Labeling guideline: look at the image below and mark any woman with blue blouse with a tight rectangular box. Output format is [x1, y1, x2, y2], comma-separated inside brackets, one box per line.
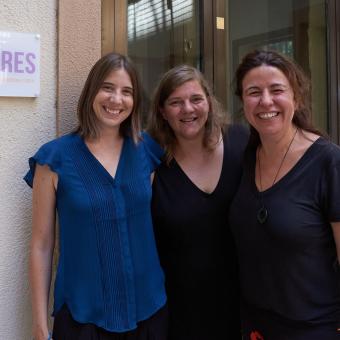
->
[24, 53, 167, 340]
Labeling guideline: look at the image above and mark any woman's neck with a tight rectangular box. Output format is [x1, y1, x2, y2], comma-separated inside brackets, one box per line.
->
[174, 138, 204, 159]
[259, 126, 298, 158]
[86, 128, 123, 150]
[174, 132, 221, 162]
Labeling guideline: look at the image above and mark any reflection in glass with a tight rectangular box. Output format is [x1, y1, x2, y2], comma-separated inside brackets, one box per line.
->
[228, 0, 327, 133]
[127, 0, 201, 120]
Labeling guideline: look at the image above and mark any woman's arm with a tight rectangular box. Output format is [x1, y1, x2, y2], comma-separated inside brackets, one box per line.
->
[30, 164, 57, 340]
[331, 222, 340, 264]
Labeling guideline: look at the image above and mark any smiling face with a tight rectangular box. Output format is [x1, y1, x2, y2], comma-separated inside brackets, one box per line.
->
[242, 65, 297, 139]
[92, 68, 134, 134]
[161, 80, 210, 142]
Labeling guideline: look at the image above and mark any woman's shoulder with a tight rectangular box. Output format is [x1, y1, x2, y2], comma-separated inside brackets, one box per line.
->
[223, 123, 250, 151]
[129, 132, 164, 172]
[24, 133, 77, 187]
[224, 122, 249, 141]
[38, 133, 77, 152]
[317, 137, 340, 164]
[140, 131, 161, 147]
[140, 131, 163, 153]
[225, 122, 249, 135]
[30, 133, 79, 171]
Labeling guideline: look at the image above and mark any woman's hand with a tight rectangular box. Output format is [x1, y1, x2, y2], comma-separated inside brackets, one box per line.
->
[32, 327, 51, 340]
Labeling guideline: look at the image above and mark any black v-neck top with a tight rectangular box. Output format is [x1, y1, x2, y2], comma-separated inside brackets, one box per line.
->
[229, 138, 340, 329]
[152, 124, 249, 340]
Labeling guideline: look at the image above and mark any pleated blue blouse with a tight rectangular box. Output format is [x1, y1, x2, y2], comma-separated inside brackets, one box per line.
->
[24, 132, 166, 332]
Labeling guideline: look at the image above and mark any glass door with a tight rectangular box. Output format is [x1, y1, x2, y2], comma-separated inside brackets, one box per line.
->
[126, 0, 202, 117]
[101, 0, 339, 142]
[226, 0, 329, 134]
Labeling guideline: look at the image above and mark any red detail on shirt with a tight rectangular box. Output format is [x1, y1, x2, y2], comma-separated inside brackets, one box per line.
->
[250, 330, 264, 340]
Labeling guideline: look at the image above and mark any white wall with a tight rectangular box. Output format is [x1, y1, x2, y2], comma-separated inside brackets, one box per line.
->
[0, 1, 57, 339]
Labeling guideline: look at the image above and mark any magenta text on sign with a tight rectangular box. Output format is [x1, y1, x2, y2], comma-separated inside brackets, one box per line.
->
[1, 51, 36, 74]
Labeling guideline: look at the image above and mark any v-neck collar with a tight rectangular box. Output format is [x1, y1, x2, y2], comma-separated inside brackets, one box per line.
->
[172, 138, 225, 196]
[74, 133, 126, 184]
[250, 137, 324, 195]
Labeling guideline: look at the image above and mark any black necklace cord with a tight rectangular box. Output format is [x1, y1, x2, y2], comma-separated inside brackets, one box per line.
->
[256, 128, 298, 224]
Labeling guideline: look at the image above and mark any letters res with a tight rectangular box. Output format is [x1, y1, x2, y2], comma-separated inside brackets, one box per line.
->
[1, 51, 36, 74]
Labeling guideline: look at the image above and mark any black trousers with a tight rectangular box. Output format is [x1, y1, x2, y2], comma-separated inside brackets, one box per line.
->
[52, 304, 168, 340]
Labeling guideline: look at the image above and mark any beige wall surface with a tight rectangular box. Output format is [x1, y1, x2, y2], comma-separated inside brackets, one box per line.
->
[0, 0, 57, 339]
[58, 0, 101, 135]
[0, 0, 101, 338]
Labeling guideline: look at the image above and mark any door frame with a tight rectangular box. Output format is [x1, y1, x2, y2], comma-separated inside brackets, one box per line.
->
[327, 0, 340, 143]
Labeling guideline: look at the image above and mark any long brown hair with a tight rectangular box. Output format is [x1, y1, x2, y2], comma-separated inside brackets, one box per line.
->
[148, 64, 228, 162]
[75, 53, 141, 143]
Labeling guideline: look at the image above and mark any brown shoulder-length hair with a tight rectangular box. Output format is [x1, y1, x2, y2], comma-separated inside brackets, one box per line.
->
[234, 49, 325, 146]
[75, 52, 141, 143]
[148, 64, 228, 162]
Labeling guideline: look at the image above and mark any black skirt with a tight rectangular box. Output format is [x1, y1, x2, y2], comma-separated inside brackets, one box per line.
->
[52, 304, 168, 340]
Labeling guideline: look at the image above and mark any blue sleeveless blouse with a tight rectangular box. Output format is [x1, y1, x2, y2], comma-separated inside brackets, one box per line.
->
[24, 132, 166, 332]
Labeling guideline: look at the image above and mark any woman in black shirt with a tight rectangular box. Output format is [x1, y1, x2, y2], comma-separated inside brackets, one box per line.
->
[230, 50, 340, 339]
[148, 65, 248, 340]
